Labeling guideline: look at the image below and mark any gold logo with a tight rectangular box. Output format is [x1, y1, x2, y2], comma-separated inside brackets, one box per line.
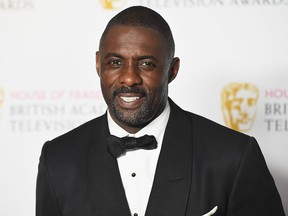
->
[0, 87, 4, 108]
[100, 0, 125, 9]
[221, 83, 259, 132]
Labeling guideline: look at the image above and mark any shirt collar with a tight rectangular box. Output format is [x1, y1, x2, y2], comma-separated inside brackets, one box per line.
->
[107, 100, 171, 143]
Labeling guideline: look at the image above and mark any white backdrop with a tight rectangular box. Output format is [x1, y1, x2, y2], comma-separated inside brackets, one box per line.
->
[0, 0, 287, 215]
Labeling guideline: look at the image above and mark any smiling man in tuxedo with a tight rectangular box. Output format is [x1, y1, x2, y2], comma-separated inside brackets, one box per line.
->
[36, 6, 285, 216]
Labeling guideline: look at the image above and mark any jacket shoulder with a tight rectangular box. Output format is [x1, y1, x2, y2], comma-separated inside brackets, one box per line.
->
[190, 111, 250, 143]
[169, 99, 251, 145]
[41, 114, 107, 161]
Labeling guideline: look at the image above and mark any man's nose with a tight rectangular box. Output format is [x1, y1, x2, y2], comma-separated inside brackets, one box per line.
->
[118, 64, 142, 87]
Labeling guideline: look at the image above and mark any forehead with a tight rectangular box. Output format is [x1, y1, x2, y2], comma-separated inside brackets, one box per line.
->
[100, 25, 166, 53]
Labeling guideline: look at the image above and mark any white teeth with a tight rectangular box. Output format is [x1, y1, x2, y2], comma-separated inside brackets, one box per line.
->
[120, 96, 140, 102]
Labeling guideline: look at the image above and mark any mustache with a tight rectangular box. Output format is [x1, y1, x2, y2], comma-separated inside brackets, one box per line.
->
[112, 86, 147, 99]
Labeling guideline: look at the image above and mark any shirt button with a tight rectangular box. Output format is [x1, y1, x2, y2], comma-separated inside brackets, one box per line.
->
[133, 213, 138, 216]
[131, 172, 136, 177]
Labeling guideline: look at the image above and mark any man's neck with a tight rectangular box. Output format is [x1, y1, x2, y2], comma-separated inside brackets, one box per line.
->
[109, 103, 168, 134]
[108, 100, 170, 135]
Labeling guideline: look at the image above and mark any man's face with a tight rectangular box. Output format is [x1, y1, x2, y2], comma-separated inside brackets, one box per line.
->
[96, 26, 179, 133]
[228, 89, 258, 132]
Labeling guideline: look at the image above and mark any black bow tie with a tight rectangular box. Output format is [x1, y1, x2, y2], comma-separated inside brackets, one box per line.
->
[107, 134, 158, 159]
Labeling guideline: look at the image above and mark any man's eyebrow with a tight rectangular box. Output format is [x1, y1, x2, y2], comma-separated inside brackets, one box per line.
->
[103, 53, 158, 61]
[138, 55, 157, 61]
[103, 52, 123, 59]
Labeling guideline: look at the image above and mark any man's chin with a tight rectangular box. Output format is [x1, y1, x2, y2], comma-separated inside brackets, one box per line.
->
[113, 108, 151, 127]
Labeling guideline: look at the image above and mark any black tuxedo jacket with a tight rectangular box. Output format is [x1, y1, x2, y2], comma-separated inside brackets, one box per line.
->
[36, 99, 285, 216]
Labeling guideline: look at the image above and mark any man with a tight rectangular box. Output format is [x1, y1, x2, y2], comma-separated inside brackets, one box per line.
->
[221, 82, 259, 132]
[36, 6, 285, 216]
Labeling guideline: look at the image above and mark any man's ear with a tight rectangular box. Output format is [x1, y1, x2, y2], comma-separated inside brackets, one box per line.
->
[96, 51, 100, 76]
[168, 57, 180, 83]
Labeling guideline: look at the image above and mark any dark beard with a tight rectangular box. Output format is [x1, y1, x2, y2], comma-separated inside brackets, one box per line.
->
[110, 86, 153, 128]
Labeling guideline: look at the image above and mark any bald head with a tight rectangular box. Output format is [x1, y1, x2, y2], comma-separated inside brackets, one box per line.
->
[99, 6, 175, 60]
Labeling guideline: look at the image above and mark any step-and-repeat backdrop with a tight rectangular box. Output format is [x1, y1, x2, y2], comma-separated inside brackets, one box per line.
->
[0, 0, 287, 215]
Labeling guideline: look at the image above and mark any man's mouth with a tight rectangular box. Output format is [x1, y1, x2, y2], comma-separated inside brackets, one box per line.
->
[112, 87, 147, 109]
[120, 96, 140, 103]
[116, 94, 145, 109]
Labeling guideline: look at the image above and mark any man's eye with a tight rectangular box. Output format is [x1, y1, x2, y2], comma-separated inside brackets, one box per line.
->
[138, 61, 155, 70]
[108, 59, 123, 67]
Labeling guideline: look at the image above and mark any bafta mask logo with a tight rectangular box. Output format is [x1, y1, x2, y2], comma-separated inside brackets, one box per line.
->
[221, 83, 259, 132]
[0, 87, 4, 108]
[100, 0, 125, 9]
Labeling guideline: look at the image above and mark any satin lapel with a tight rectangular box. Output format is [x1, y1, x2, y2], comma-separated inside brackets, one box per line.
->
[145, 100, 194, 216]
[87, 114, 131, 216]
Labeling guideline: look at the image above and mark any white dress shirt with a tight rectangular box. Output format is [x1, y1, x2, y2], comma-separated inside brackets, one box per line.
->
[107, 101, 170, 216]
